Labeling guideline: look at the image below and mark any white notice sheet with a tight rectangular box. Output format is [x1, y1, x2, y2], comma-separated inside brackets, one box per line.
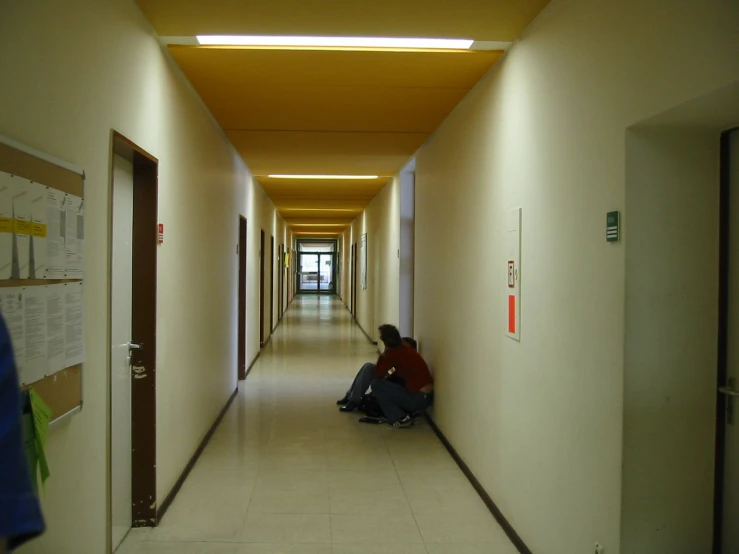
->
[24, 286, 48, 384]
[64, 282, 84, 367]
[29, 183, 48, 279]
[45, 189, 66, 279]
[46, 284, 65, 374]
[0, 287, 25, 382]
[0, 172, 13, 279]
[11, 177, 31, 280]
[64, 195, 83, 278]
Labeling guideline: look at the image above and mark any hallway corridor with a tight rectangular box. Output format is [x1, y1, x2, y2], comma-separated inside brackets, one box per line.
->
[118, 296, 514, 554]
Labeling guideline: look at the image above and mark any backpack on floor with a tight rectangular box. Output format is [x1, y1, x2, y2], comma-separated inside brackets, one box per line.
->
[358, 394, 384, 418]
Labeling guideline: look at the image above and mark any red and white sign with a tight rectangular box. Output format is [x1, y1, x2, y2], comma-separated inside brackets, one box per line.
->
[158, 223, 164, 244]
[505, 208, 521, 341]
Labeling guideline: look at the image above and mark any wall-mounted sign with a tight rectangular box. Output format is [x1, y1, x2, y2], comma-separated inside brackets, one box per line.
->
[606, 211, 620, 243]
[505, 208, 521, 341]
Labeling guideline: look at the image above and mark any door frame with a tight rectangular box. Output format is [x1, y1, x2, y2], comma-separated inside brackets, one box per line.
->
[238, 216, 247, 380]
[278, 243, 283, 321]
[270, 236, 275, 332]
[713, 127, 738, 552]
[350, 244, 354, 314]
[107, 131, 159, 543]
[292, 247, 297, 298]
[352, 242, 358, 319]
[259, 229, 265, 348]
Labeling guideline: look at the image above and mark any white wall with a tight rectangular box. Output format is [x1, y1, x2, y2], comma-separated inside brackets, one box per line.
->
[249, 186, 288, 355]
[348, 177, 401, 342]
[622, 126, 721, 554]
[341, 230, 353, 310]
[411, 1, 739, 553]
[256, 193, 286, 343]
[399, 170, 415, 337]
[0, 1, 286, 552]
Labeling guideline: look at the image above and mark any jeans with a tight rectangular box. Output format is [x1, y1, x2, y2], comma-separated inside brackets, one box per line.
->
[370, 379, 434, 423]
[346, 362, 376, 403]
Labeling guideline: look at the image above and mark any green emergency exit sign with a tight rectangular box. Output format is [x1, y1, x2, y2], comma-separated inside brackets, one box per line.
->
[606, 211, 620, 243]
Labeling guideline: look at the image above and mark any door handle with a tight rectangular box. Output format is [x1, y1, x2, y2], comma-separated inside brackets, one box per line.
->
[127, 342, 143, 350]
[719, 387, 739, 397]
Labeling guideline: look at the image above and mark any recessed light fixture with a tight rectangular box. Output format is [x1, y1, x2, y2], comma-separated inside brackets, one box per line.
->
[196, 35, 474, 50]
[291, 223, 347, 226]
[281, 208, 358, 212]
[268, 174, 379, 180]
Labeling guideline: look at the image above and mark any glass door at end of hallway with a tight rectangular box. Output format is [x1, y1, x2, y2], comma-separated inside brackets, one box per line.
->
[298, 252, 335, 294]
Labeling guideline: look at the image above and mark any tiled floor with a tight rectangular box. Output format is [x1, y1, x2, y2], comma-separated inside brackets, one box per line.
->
[118, 295, 516, 554]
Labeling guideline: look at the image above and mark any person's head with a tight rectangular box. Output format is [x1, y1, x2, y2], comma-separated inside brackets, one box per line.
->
[402, 337, 417, 351]
[378, 324, 402, 348]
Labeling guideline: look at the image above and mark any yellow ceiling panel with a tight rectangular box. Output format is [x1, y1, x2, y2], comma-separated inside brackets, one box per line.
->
[274, 199, 367, 211]
[137, 0, 550, 221]
[292, 229, 346, 235]
[137, 0, 551, 42]
[168, 48, 501, 134]
[228, 131, 427, 176]
[168, 47, 502, 90]
[200, 85, 471, 133]
[258, 177, 389, 200]
[273, 200, 366, 222]
[285, 217, 355, 225]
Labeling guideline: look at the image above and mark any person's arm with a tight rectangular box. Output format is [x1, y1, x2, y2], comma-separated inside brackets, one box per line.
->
[374, 348, 394, 379]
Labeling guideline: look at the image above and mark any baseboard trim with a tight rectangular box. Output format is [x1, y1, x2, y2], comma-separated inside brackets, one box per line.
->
[157, 386, 239, 522]
[425, 414, 533, 554]
[343, 305, 377, 345]
[244, 351, 260, 380]
[356, 320, 378, 345]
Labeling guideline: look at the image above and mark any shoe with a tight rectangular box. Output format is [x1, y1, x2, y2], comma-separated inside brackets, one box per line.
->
[358, 416, 387, 424]
[336, 395, 349, 405]
[339, 402, 359, 412]
[389, 415, 414, 428]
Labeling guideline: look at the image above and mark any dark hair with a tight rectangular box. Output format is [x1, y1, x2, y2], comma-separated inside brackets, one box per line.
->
[402, 337, 417, 351]
[378, 324, 402, 348]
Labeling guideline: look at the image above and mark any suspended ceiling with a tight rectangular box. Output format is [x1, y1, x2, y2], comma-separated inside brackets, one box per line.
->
[137, 0, 551, 237]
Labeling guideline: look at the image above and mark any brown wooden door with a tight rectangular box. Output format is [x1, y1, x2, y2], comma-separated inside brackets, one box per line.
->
[260, 230, 265, 347]
[238, 217, 247, 380]
[270, 236, 275, 333]
[350, 244, 354, 314]
[123, 136, 158, 527]
[278, 243, 282, 321]
[352, 243, 358, 319]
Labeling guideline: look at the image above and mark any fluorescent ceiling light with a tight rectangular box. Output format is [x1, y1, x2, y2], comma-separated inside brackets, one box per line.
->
[282, 208, 358, 212]
[291, 223, 346, 227]
[268, 174, 378, 180]
[196, 35, 474, 50]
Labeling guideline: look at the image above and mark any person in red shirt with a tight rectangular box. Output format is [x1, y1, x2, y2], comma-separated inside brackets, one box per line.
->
[370, 324, 434, 428]
[337, 336, 417, 413]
